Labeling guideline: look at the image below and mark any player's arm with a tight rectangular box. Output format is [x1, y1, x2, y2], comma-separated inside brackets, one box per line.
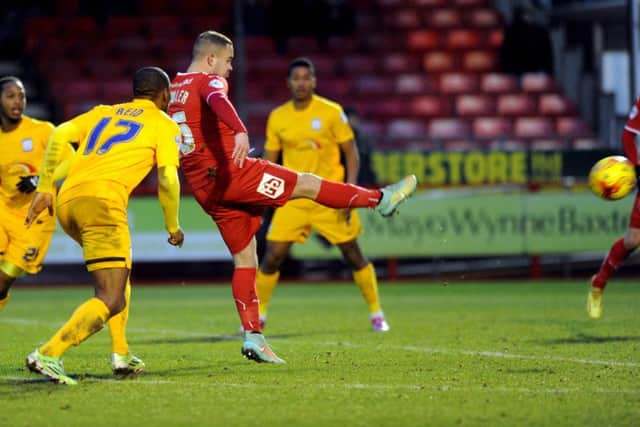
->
[157, 165, 183, 247]
[202, 80, 250, 167]
[339, 139, 360, 185]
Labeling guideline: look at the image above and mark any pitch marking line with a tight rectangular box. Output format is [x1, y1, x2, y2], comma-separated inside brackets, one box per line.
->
[0, 375, 639, 394]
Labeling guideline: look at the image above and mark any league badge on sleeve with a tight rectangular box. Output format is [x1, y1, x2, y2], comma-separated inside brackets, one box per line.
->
[209, 79, 224, 89]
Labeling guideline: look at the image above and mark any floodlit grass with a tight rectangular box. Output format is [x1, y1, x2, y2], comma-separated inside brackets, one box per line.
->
[1, 280, 639, 426]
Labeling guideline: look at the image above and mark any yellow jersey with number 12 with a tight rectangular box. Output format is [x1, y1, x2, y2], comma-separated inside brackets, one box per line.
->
[59, 98, 181, 207]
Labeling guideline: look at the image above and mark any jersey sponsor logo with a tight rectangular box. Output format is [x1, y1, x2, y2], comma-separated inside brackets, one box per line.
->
[21, 138, 33, 152]
[209, 79, 224, 89]
[257, 173, 285, 199]
[311, 119, 321, 130]
[630, 105, 638, 120]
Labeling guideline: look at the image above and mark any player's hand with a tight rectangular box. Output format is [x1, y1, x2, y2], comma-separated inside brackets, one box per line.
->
[167, 228, 184, 248]
[341, 208, 352, 225]
[232, 132, 250, 168]
[25, 192, 53, 228]
[17, 175, 39, 194]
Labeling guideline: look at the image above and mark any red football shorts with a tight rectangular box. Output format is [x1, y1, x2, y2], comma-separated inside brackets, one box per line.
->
[191, 158, 298, 254]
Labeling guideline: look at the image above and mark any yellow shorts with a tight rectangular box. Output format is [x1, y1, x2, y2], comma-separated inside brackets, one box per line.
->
[57, 197, 131, 272]
[0, 207, 56, 275]
[267, 199, 362, 244]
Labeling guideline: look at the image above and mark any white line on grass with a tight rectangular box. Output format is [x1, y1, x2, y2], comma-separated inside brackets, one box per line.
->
[3, 317, 638, 368]
[1, 375, 639, 394]
[324, 342, 640, 367]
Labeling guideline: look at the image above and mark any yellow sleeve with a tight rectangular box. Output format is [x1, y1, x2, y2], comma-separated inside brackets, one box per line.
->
[36, 120, 86, 193]
[156, 116, 181, 168]
[263, 111, 282, 152]
[157, 165, 181, 233]
[333, 107, 355, 145]
[51, 142, 77, 182]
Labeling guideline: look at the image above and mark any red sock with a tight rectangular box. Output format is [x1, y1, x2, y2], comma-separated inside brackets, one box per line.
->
[593, 238, 631, 289]
[232, 267, 260, 332]
[315, 180, 381, 209]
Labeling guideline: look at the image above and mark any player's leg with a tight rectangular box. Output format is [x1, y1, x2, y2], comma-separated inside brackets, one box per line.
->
[588, 227, 640, 319]
[257, 240, 293, 325]
[291, 173, 417, 216]
[0, 269, 17, 311]
[107, 275, 145, 374]
[337, 240, 389, 332]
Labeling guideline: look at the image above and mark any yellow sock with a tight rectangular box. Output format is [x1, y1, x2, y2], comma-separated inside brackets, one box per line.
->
[0, 294, 9, 312]
[256, 270, 280, 316]
[353, 263, 381, 314]
[40, 297, 110, 357]
[107, 278, 131, 355]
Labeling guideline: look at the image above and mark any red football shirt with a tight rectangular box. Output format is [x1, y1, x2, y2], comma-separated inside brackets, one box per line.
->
[168, 72, 246, 190]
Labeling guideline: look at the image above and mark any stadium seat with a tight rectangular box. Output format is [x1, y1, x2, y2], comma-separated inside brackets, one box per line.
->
[464, 8, 501, 28]
[245, 36, 275, 54]
[481, 73, 518, 93]
[341, 55, 379, 74]
[366, 98, 412, 118]
[384, 8, 422, 29]
[425, 8, 462, 28]
[462, 50, 496, 72]
[443, 139, 475, 151]
[353, 76, 395, 96]
[556, 117, 591, 136]
[521, 73, 557, 92]
[319, 78, 352, 99]
[101, 80, 133, 104]
[572, 137, 601, 150]
[453, 0, 489, 6]
[145, 16, 181, 39]
[395, 73, 434, 94]
[497, 94, 537, 116]
[387, 118, 428, 139]
[106, 17, 143, 37]
[307, 55, 335, 75]
[530, 138, 566, 150]
[472, 117, 512, 138]
[428, 118, 470, 139]
[381, 53, 421, 74]
[411, 96, 452, 117]
[249, 57, 291, 77]
[286, 37, 320, 53]
[487, 138, 527, 151]
[407, 30, 441, 51]
[65, 80, 99, 99]
[414, 0, 447, 6]
[513, 117, 555, 138]
[439, 72, 480, 94]
[538, 93, 576, 116]
[445, 30, 484, 50]
[423, 51, 457, 73]
[456, 94, 496, 116]
[488, 29, 504, 48]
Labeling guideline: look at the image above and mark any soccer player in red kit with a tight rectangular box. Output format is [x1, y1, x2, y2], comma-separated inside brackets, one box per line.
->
[587, 98, 640, 319]
[169, 30, 416, 363]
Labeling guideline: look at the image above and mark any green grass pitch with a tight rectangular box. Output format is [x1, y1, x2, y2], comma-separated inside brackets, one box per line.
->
[0, 280, 639, 426]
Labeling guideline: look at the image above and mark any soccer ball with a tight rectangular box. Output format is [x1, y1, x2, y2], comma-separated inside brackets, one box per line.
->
[588, 155, 636, 200]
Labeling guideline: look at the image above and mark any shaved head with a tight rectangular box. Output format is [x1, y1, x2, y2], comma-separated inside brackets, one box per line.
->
[192, 31, 233, 60]
[133, 66, 170, 99]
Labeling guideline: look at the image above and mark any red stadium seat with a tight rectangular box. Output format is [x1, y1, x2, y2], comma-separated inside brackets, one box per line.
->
[443, 140, 475, 151]
[456, 94, 496, 116]
[423, 51, 457, 73]
[538, 94, 576, 115]
[572, 137, 601, 150]
[488, 29, 504, 48]
[384, 8, 422, 29]
[365, 98, 412, 118]
[462, 50, 496, 72]
[287, 37, 320, 53]
[411, 96, 451, 117]
[381, 53, 421, 74]
[481, 73, 518, 93]
[341, 55, 379, 74]
[464, 8, 501, 28]
[445, 30, 484, 50]
[145, 16, 181, 39]
[439, 72, 479, 94]
[414, 0, 447, 6]
[319, 78, 352, 99]
[249, 57, 291, 77]
[425, 8, 462, 28]
[65, 80, 99, 99]
[245, 36, 275, 54]
[472, 117, 512, 138]
[106, 17, 143, 37]
[387, 118, 428, 139]
[521, 73, 557, 92]
[353, 76, 395, 95]
[487, 139, 527, 151]
[513, 117, 555, 138]
[395, 74, 434, 94]
[497, 94, 537, 116]
[453, 0, 489, 6]
[307, 55, 335, 75]
[407, 30, 441, 51]
[428, 118, 470, 139]
[101, 80, 133, 104]
[530, 139, 566, 150]
[556, 117, 591, 136]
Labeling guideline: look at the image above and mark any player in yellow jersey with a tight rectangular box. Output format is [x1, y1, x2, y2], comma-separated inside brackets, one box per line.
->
[24, 67, 184, 385]
[0, 76, 150, 376]
[256, 57, 390, 332]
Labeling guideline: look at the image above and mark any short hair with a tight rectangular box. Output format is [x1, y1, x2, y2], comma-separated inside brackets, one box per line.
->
[133, 67, 170, 99]
[192, 30, 232, 60]
[288, 57, 315, 78]
[0, 76, 22, 93]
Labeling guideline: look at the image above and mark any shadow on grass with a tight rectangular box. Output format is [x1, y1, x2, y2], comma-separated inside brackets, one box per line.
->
[540, 334, 640, 345]
[133, 332, 303, 346]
